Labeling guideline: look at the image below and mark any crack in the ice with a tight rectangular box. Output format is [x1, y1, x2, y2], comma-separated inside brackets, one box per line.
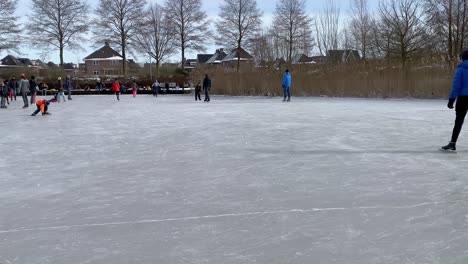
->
[0, 200, 462, 235]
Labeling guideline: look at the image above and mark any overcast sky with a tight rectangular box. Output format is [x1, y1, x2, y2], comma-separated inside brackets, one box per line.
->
[10, 0, 379, 64]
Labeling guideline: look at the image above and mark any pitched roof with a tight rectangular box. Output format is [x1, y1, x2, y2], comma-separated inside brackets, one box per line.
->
[47, 61, 58, 67]
[222, 47, 254, 62]
[197, 54, 213, 64]
[1, 55, 23, 66]
[327, 50, 361, 63]
[84, 42, 122, 60]
[17, 58, 34, 66]
[273, 58, 286, 68]
[63, 63, 77, 70]
[206, 49, 227, 64]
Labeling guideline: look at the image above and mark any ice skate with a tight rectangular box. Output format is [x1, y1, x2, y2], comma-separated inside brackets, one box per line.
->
[440, 142, 456, 152]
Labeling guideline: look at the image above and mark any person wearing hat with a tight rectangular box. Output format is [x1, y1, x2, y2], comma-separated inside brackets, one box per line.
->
[282, 69, 292, 102]
[442, 50, 468, 151]
[31, 98, 51, 116]
[19, 73, 30, 108]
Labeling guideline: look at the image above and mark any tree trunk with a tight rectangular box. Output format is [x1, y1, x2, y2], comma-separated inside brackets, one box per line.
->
[181, 41, 185, 71]
[59, 42, 64, 67]
[122, 34, 127, 78]
[156, 60, 160, 78]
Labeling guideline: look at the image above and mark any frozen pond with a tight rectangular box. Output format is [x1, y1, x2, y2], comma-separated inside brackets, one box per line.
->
[0, 95, 467, 264]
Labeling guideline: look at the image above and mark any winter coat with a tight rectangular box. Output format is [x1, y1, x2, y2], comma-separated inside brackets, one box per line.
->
[131, 82, 138, 90]
[8, 80, 17, 91]
[450, 60, 468, 99]
[19, 79, 30, 93]
[112, 82, 120, 92]
[29, 80, 37, 93]
[203, 77, 211, 90]
[65, 79, 72, 90]
[58, 80, 63, 92]
[36, 99, 48, 113]
[195, 84, 201, 91]
[0, 85, 7, 96]
[282, 72, 291, 88]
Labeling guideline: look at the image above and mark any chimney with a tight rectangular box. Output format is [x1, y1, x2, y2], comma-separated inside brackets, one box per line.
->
[104, 41, 109, 47]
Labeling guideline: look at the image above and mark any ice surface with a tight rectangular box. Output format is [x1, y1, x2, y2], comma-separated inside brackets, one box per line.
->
[1, 95, 468, 264]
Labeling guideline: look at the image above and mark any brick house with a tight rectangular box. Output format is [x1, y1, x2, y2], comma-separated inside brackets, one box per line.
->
[83, 42, 123, 76]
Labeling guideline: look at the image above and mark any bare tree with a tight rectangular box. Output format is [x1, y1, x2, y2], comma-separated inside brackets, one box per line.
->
[250, 28, 275, 62]
[134, 3, 176, 77]
[424, 0, 468, 60]
[164, 0, 210, 71]
[28, 0, 89, 66]
[316, 0, 340, 55]
[273, 0, 314, 62]
[0, 0, 20, 51]
[379, 0, 430, 64]
[215, 0, 262, 71]
[349, 0, 372, 59]
[95, 0, 146, 77]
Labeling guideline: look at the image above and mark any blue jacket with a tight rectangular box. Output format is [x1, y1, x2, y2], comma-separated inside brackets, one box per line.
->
[450, 61, 468, 99]
[282, 72, 291, 88]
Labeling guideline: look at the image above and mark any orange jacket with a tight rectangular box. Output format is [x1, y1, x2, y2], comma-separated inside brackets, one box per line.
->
[36, 99, 47, 113]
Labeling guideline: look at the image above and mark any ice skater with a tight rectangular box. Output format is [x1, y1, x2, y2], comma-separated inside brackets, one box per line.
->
[19, 73, 30, 108]
[203, 74, 211, 102]
[0, 80, 7, 109]
[31, 99, 51, 116]
[282, 69, 291, 102]
[56, 77, 66, 102]
[8, 76, 17, 101]
[29, 75, 38, 104]
[131, 80, 138, 97]
[65, 76, 72, 100]
[442, 50, 468, 151]
[112, 79, 120, 100]
[152, 80, 159, 97]
[194, 81, 201, 101]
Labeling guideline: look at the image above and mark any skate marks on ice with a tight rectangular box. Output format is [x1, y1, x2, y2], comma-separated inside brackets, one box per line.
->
[0, 199, 463, 235]
[248, 147, 467, 155]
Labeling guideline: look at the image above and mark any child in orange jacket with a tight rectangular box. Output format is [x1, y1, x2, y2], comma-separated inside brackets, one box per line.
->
[31, 99, 51, 116]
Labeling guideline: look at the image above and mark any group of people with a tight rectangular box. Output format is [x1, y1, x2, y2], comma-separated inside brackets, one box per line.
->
[0, 74, 41, 109]
[194, 74, 212, 102]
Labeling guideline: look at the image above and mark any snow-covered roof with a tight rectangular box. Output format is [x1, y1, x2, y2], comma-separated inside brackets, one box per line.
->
[84, 56, 123, 61]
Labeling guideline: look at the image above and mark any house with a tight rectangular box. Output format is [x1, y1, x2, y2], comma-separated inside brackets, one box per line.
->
[83, 41, 124, 76]
[327, 50, 361, 63]
[222, 47, 254, 67]
[180, 59, 197, 70]
[197, 54, 213, 65]
[0, 55, 25, 67]
[273, 58, 287, 69]
[206, 49, 227, 65]
[63, 63, 79, 76]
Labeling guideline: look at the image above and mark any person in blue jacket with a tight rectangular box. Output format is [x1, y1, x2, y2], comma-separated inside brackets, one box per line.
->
[282, 69, 292, 102]
[442, 50, 468, 151]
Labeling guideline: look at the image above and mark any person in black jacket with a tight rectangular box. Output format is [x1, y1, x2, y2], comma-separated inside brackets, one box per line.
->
[195, 81, 201, 101]
[29, 76, 38, 104]
[203, 74, 211, 102]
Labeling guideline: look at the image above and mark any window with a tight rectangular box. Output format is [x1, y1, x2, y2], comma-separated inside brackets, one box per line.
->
[92, 60, 99, 65]
[110, 60, 117, 65]
[93, 70, 99, 75]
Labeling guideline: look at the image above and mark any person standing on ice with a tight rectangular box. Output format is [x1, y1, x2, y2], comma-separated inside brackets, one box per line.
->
[29, 75, 38, 104]
[282, 69, 292, 102]
[65, 76, 72, 100]
[112, 79, 120, 101]
[195, 81, 202, 101]
[56, 77, 66, 102]
[131, 79, 138, 98]
[442, 50, 468, 151]
[8, 76, 17, 101]
[19, 73, 30, 108]
[0, 80, 8, 109]
[203, 74, 211, 102]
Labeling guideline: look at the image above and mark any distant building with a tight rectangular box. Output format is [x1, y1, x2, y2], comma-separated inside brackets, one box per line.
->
[206, 49, 227, 65]
[291, 54, 327, 65]
[83, 41, 124, 76]
[222, 47, 254, 67]
[327, 50, 361, 64]
[197, 54, 213, 65]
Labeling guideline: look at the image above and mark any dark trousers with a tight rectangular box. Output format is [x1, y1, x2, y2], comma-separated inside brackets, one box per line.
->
[115, 92, 120, 100]
[195, 90, 201, 100]
[204, 89, 210, 101]
[67, 89, 72, 99]
[451, 96, 468, 143]
[32, 105, 47, 116]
